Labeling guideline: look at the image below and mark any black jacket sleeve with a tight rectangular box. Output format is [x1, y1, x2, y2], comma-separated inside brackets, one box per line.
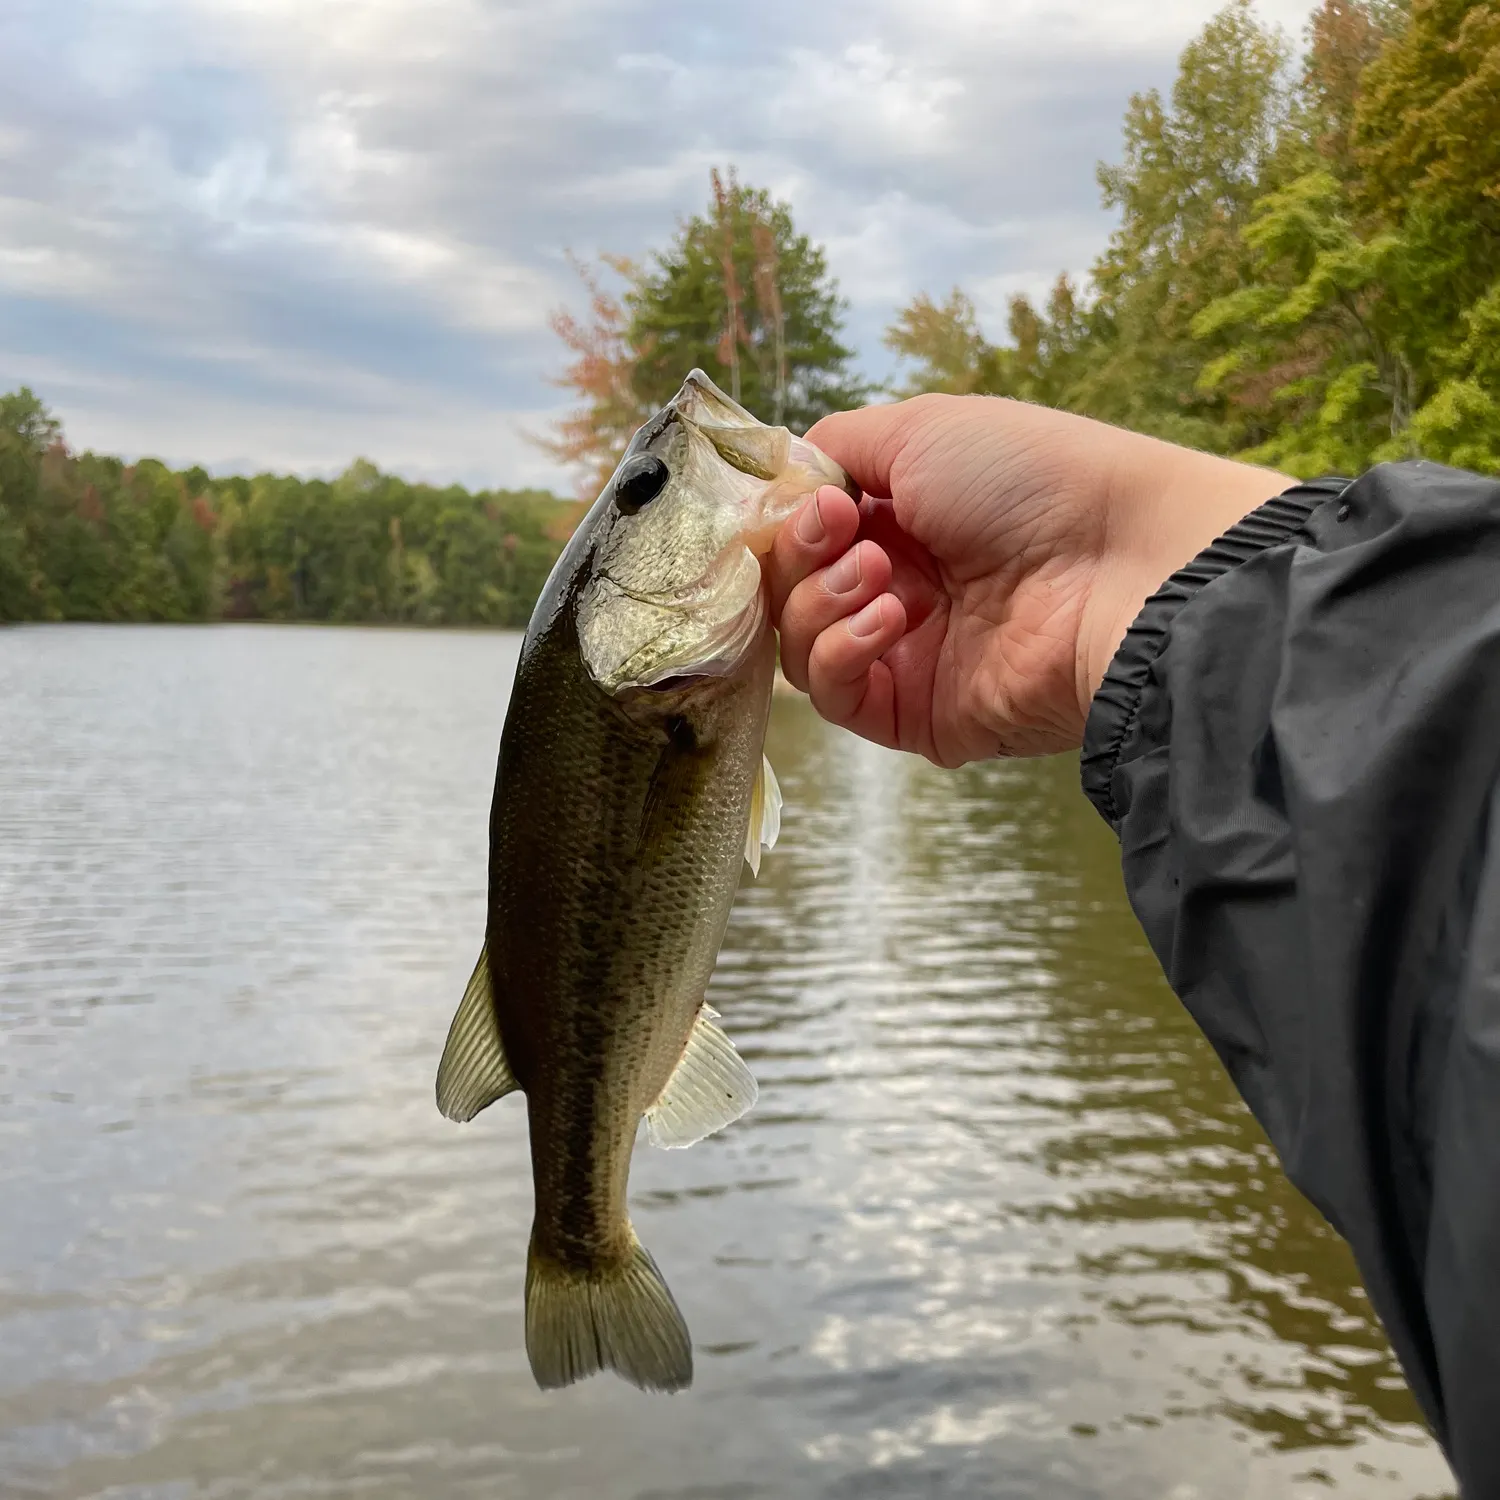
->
[1081, 460, 1500, 1496]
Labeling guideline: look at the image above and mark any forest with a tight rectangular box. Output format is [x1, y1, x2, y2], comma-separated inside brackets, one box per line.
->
[0, 387, 575, 625]
[2, 0, 1493, 625]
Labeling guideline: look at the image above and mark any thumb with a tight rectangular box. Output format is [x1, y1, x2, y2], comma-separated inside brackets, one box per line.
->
[804, 397, 943, 504]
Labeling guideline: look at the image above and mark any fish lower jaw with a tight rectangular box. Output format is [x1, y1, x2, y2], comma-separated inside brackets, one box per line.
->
[636, 670, 717, 695]
[611, 666, 753, 721]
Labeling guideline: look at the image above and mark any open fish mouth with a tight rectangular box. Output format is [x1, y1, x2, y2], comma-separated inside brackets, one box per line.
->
[640, 672, 713, 694]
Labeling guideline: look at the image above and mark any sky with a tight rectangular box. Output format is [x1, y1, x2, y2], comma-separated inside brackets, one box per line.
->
[0, 0, 1319, 492]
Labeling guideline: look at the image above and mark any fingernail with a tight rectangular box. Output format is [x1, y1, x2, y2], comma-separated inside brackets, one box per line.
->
[824, 547, 862, 595]
[848, 598, 885, 638]
[796, 494, 825, 544]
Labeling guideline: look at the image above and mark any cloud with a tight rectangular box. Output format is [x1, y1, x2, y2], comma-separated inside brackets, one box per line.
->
[0, 0, 1322, 487]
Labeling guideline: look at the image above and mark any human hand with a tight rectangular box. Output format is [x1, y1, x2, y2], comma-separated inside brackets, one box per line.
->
[767, 395, 1293, 764]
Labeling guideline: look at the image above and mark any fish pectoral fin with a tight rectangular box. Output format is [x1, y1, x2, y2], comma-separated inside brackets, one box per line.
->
[645, 1004, 758, 1149]
[435, 944, 519, 1122]
[743, 753, 782, 877]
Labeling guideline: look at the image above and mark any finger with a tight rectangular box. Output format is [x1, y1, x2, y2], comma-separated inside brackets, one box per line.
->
[805, 594, 908, 744]
[853, 497, 947, 629]
[803, 398, 940, 504]
[766, 485, 862, 622]
[778, 539, 894, 693]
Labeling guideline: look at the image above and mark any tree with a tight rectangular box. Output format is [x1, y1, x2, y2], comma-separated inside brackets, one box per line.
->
[1078, 0, 1295, 448]
[884, 2, 1301, 448]
[629, 170, 865, 429]
[883, 288, 1000, 397]
[1354, 0, 1500, 472]
[538, 254, 652, 499]
[0, 385, 580, 626]
[1191, 0, 1500, 477]
[881, 0, 1487, 475]
[0, 387, 59, 618]
[1299, 0, 1403, 172]
[1002, 276, 1097, 409]
[544, 169, 865, 496]
[1192, 168, 1416, 476]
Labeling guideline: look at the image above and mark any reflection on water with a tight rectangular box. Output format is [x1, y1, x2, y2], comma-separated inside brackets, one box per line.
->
[0, 625, 1453, 1500]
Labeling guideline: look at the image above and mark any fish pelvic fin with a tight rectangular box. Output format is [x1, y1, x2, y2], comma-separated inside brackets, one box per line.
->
[743, 753, 782, 877]
[525, 1229, 692, 1393]
[435, 944, 519, 1122]
[645, 1003, 758, 1149]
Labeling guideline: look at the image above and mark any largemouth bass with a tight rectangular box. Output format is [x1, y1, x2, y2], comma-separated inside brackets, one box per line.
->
[435, 370, 856, 1393]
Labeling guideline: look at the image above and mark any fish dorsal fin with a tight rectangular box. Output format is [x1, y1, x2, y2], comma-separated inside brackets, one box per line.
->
[744, 754, 782, 877]
[436, 944, 519, 1122]
[644, 1004, 758, 1149]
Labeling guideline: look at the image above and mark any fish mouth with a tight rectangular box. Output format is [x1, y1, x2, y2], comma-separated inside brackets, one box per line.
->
[640, 672, 713, 694]
[617, 650, 750, 699]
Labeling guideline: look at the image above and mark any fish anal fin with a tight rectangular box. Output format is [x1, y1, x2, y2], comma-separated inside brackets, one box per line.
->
[435, 944, 519, 1122]
[645, 1004, 758, 1150]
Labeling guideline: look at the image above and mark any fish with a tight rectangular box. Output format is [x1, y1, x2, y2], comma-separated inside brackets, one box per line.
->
[435, 369, 857, 1394]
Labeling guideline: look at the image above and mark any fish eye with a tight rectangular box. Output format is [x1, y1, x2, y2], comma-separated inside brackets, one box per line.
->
[614, 454, 670, 515]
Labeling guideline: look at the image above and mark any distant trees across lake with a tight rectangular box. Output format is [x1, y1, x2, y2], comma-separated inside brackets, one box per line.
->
[0, 388, 581, 627]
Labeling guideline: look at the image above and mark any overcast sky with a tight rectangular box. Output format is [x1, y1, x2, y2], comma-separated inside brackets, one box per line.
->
[0, 0, 1318, 491]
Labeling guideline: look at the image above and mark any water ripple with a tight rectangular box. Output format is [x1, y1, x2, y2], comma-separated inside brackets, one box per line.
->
[0, 625, 1453, 1499]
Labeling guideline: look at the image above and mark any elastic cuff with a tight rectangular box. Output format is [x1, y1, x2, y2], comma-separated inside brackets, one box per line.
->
[1081, 476, 1351, 829]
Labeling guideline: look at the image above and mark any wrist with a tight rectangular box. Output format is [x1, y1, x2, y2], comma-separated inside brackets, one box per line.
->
[1078, 441, 1295, 720]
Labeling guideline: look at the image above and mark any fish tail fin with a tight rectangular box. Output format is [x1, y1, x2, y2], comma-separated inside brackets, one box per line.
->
[524, 1227, 692, 1393]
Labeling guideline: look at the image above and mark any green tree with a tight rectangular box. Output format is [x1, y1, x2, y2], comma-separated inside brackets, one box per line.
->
[0, 387, 58, 618]
[1001, 276, 1097, 409]
[884, 289, 1002, 397]
[1191, 169, 1416, 476]
[1355, 0, 1500, 471]
[1078, 0, 1295, 448]
[882, 0, 1499, 482]
[883, 277, 1096, 410]
[629, 169, 864, 427]
[883, 1, 1298, 450]
[1193, 0, 1500, 476]
[0, 387, 580, 627]
[545, 168, 865, 495]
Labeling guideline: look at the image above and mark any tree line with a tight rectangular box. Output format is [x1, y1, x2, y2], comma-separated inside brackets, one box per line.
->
[885, 0, 1498, 478]
[0, 387, 576, 625]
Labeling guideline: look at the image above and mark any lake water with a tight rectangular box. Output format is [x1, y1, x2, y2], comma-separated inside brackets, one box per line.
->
[0, 624, 1455, 1500]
